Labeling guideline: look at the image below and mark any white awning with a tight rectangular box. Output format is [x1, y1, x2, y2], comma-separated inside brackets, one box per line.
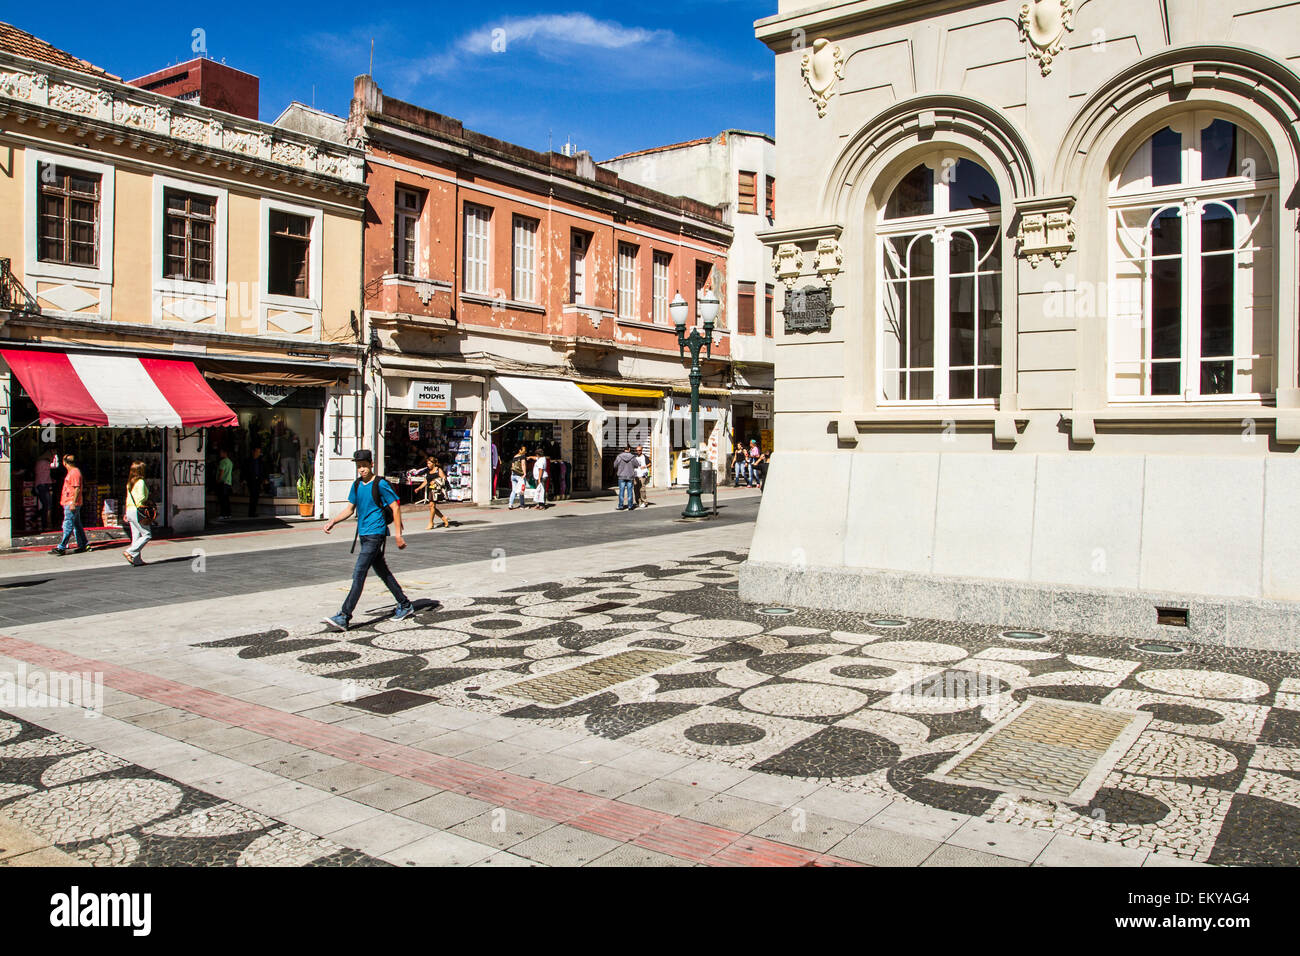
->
[489, 376, 607, 421]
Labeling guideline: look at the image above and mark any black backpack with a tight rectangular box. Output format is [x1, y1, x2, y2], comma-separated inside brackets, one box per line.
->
[349, 475, 395, 553]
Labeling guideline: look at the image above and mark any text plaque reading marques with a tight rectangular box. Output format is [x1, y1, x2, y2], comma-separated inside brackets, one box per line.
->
[785, 286, 832, 333]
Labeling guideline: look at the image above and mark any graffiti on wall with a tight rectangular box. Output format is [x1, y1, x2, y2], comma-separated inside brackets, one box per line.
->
[171, 459, 205, 486]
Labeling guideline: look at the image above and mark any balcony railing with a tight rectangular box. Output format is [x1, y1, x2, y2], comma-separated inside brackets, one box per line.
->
[0, 258, 40, 315]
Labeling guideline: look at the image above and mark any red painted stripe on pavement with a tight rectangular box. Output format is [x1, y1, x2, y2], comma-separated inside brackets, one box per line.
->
[0, 635, 862, 867]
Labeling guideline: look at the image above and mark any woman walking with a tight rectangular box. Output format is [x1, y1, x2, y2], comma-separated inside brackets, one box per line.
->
[123, 460, 153, 567]
[415, 456, 451, 529]
[508, 445, 528, 510]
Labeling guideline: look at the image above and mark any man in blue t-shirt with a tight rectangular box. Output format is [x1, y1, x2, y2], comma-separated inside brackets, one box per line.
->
[321, 448, 414, 630]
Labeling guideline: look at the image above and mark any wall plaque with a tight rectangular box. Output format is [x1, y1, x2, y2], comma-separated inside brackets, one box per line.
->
[784, 286, 833, 333]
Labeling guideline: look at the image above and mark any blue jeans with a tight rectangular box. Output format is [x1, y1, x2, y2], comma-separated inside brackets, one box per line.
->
[341, 535, 409, 620]
[618, 478, 635, 509]
[508, 474, 526, 507]
[59, 507, 87, 550]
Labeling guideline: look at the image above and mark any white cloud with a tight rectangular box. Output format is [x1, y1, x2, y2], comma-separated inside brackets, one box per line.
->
[462, 13, 669, 55]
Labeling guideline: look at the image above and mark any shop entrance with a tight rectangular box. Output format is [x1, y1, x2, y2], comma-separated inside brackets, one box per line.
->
[6, 386, 165, 538]
[383, 412, 474, 504]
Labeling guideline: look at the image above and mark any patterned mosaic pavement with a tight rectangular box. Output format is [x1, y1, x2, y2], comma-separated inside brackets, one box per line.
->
[0, 713, 386, 867]
[198, 549, 1300, 866]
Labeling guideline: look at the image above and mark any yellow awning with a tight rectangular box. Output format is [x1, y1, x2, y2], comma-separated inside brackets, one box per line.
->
[578, 383, 664, 399]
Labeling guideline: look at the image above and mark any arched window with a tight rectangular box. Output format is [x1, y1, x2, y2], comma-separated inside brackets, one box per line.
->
[878, 157, 1002, 403]
[1110, 114, 1276, 400]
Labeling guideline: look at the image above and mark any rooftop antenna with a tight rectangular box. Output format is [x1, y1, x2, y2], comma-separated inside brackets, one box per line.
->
[312, 84, 316, 108]
[369, 39, 374, 77]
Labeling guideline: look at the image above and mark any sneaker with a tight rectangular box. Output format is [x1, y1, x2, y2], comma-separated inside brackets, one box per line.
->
[321, 614, 351, 632]
[72, 546, 89, 554]
[50, 548, 66, 556]
[393, 603, 416, 621]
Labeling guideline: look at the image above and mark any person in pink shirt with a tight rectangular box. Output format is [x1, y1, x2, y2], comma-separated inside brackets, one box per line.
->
[52, 453, 88, 555]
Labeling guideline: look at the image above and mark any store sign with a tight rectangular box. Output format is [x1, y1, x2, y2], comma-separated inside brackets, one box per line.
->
[413, 381, 451, 411]
[752, 399, 773, 420]
[247, 383, 294, 406]
[785, 286, 833, 333]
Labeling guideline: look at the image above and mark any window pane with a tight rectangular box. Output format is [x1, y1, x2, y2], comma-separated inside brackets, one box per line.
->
[1151, 127, 1182, 187]
[1201, 210, 1235, 393]
[977, 368, 1001, 401]
[1201, 202, 1234, 253]
[1200, 119, 1239, 182]
[979, 274, 1002, 366]
[949, 369, 974, 400]
[1151, 208, 1181, 258]
[885, 165, 933, 219]
[908, 233, 934, 278]
[1152, 250, 1182, 395]
[909, 371, 934, 402]
[950, 274, 974, 367]
[948, 160, 1000, 211]
[950, 232, 975, 275]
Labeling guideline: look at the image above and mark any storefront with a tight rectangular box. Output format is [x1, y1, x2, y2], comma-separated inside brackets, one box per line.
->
[381, 376, 484, 505]
[204, 380, 327, 517]
[490, 376, 605, 500]
[726, 389, 772, 485]
[669, 393, 726, 487]
[581, 385, 664, 490]
[0, 347, 236, 540]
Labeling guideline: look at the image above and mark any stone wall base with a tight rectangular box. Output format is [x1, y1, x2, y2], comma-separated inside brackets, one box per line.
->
[738, 560, 1300, 653]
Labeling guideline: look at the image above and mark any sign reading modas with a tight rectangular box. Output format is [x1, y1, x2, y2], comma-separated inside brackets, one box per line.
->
[785, 286, 833, 333]
[413, 381, 451, 412]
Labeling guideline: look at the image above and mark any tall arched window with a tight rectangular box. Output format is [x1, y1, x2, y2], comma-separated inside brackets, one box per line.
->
[878, 157, 1003, 403]
[1110, 114, 1276, 400]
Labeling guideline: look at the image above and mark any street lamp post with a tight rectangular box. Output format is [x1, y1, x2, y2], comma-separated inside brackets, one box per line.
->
[670, 290, 718, 519]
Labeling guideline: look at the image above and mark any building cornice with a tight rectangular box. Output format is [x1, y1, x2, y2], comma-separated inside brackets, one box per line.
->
[0, 51, 366, 198]
[755, 0, 995, 49]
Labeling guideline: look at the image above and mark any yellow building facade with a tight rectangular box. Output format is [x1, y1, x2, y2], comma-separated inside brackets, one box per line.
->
[0, 39, 370, 546]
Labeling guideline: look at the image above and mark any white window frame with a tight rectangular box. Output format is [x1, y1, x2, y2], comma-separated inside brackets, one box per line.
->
[151, 174, 228, 327]
[512, 214, 539, 303]
[876, 158, 1003, 406]
[1108, 113, 1278, 404]
[23, 148, 115, 287]
[464, 203, 492, 295]
[652, 251, 671, 323]
[258, 197, 323, 337]
[395, 187, 423, 278]
[618, 242, 639, 320]
[570, 231, 589, 304]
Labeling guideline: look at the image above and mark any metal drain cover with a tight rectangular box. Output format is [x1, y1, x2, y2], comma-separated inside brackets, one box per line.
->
[758, 607, 796, 616]
[1001, 629, 1048, 642]
[500, 649, 689, 706]
[869, 619, 910, 628]
[1133, 642, 1186, 655]
[931, 697, 1151, 803]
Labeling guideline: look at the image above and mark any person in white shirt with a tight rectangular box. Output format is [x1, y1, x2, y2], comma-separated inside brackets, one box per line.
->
[531, 447, 549, 510]
[633, 444, 650, 508]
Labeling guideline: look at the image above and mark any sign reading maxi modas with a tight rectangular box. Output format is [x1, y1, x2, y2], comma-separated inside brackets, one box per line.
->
[413, 381, 452, 412]
[784, 286, 833, 334]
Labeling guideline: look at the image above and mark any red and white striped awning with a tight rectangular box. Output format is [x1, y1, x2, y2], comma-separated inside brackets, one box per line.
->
[1, 349, 238, 428]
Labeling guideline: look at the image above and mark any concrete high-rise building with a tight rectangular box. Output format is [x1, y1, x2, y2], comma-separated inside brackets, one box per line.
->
[129, 58, 259, 120]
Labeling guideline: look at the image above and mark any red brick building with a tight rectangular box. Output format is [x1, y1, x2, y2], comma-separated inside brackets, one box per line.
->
[128, 58, 258, 120]
[346, 76, 734, 505]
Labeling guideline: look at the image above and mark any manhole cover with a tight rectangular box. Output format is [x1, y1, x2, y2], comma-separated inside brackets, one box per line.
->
[500, 649, 689, 706]
[719, 584, 739, 592]
[869, 619, 910, 628]
[1000, 630, 1048, 642]
[931, 698, 1151, 803]
[758, 607, 797, 616]
[345, 689, 438, 714]
[575, 602, 624, 614]
[1132, 642, 1187, 656]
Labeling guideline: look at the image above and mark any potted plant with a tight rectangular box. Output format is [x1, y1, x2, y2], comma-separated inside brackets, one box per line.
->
[296, 472, 315, 518]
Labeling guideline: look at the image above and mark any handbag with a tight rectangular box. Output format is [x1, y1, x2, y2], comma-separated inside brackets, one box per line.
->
[131, 482, 157, 526]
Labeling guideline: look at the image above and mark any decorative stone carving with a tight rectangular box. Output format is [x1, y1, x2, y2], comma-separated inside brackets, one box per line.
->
[1015, 195, 1077, 267]
[224, 127, 265, 156]
[272, 141, 305, 166]
[171, 115, 208, 144]
[815, 238, 844, 283]
[774, 243, 804, 290]
[316, 152, 345, 176]
[415, 280, 436, 306]
[0, 71, 32, 99]
[800, 38, 844, 118]
[1019, 0, 1075, 76]
[48, 83, 98, 115]
[154, 105, 170, 134]
[31, 73, 48, 90]
[113, 100, 153, 129]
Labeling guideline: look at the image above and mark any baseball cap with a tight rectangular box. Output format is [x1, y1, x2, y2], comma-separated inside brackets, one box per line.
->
[352, 449, 374, 463]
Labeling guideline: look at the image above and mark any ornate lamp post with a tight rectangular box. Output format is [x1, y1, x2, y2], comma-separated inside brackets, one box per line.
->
[671, 290, 719, 519]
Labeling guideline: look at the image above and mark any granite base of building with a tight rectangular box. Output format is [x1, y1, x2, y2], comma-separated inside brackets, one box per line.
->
[739, 560, 1300, 653]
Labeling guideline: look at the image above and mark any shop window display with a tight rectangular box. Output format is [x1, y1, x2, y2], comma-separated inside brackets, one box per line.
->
[207, 405, 320, 507]
[384, 415, 474, 502]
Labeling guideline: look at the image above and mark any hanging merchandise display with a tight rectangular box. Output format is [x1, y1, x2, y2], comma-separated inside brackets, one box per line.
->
[383, 413, 474, 502]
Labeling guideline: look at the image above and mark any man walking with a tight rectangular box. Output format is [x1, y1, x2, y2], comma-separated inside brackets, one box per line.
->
[614, 444, 638, 511]
[246, 446, 265, 518]
[215, 448, 234, 520]
[51, 453, 88, 555]
[633, 444, 651, 508]
[321, 449, 414, 631]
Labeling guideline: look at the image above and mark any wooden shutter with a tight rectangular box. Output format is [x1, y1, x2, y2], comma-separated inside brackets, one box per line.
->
[738, 281, 756, 335]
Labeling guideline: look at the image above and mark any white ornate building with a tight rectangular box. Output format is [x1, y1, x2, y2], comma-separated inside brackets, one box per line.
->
[745, 0, 1300, 648]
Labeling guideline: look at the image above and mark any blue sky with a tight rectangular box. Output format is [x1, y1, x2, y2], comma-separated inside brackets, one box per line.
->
[10, 1, 778, 160]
